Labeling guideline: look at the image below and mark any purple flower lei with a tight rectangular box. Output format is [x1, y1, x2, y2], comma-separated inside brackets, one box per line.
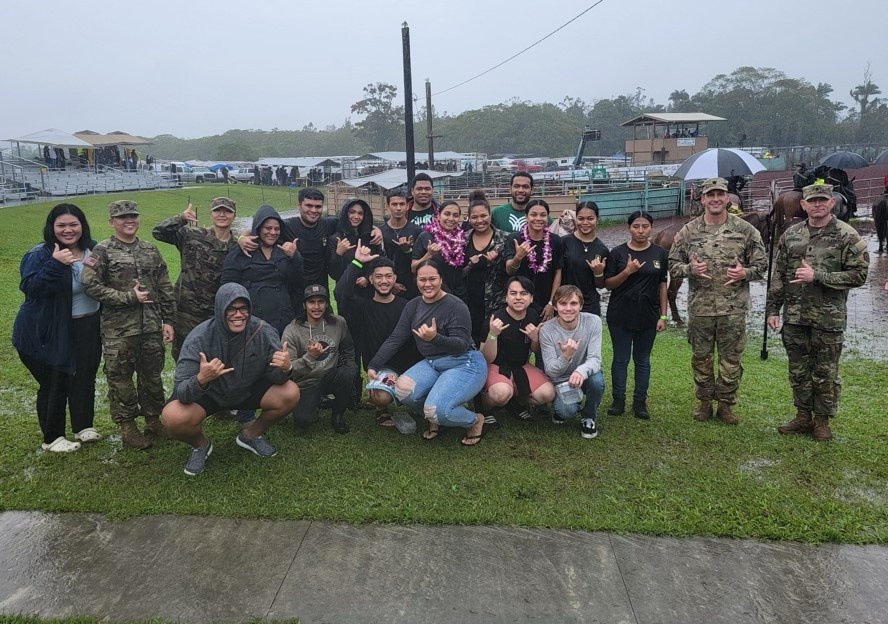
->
[521, 224, 552, 273]
[424, 219, 465, 267]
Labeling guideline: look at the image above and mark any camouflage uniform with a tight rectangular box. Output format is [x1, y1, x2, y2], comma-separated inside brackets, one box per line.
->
[152, 198, 236, 359]
[766, 215, 868, 418]
[668, 212, 767, 405]
[81, 203, 175, 424]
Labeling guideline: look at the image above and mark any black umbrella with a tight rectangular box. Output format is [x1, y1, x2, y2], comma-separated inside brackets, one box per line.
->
[673, 148, 765, 180]
[874, 149, 888, 166]
[819, 151, 867, 169]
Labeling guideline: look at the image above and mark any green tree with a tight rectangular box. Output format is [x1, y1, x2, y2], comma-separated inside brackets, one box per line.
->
[214, 140, 257, 161]
[350, 82, 405, 151]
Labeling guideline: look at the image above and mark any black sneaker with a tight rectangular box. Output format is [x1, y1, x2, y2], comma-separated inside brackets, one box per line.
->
[581, 418, 598, 439]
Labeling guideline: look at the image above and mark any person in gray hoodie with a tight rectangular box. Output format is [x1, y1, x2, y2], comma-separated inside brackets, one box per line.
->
[162, 283, 300, 475]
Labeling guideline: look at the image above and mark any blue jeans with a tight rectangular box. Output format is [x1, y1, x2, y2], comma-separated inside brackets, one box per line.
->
[400, 350, 487, 427]
[553, 370, 605, 421]
[609, 324, 657, 401]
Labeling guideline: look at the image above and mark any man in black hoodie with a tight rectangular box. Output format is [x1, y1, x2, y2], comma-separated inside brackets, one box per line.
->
[162, 283, 300, 476]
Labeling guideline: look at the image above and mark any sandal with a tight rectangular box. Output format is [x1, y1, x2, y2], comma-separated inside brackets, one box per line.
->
[376, 413, 395, 428]
[74, 427, 102, 443]
[460, 434, 483, 446]
[41, 437, 81, 453]
[422, 426, 441, 440]
[460, 413, 485, 446]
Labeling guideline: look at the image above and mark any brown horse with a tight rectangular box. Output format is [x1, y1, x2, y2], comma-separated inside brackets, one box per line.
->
[874, 193, 888, 255]
[651, 211, 771, 325]
[771, 189, 850, 242]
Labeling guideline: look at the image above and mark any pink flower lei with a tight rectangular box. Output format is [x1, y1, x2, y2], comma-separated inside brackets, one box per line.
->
[521, 224, 552, 273]
[424, 219, 466, 267]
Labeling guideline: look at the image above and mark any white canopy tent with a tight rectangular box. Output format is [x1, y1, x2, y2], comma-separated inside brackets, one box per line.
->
[340, 168, 463, 190]
[255, 157, 343, 169]
[356, 151, 469, 163]
[7, 128, 94, 148]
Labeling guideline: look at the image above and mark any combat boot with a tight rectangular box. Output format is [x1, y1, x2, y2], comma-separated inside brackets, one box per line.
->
[692, 400, 712, 421]
[144, 416, 169, 439]
[777, 409, 813, 435]
[632, 399, 650, 420]
[716, 402, 739, 425]
[812, 416, 833, 441]
[120, 421, 152, 449]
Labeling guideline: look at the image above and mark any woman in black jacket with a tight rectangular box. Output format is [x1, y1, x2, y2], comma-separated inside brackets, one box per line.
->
[12, 204, 102, 451]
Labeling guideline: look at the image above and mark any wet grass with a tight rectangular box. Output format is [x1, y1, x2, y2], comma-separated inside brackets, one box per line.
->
[1, 191, 887, 544]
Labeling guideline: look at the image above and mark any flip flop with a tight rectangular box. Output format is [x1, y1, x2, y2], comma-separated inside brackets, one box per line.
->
[376, 413, 395, 428]
[74, 427, 102, 443]
[460, 434, 483, 447]
[422, 427, 441, 440]
[41, 437, 81, 453]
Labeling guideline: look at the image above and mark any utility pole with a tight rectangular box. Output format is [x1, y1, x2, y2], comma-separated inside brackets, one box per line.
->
[426, 80, 441, 171]
[401, 22, 415, 184]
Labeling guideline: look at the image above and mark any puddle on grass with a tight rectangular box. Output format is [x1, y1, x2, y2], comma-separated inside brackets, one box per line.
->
[739, 457, 777, 482]
[834, 470, 888, 506]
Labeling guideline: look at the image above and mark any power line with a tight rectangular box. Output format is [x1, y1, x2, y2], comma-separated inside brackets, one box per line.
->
[432, 0, 607, 97]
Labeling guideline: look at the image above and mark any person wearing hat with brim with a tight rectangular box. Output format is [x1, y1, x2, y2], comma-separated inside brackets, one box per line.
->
[152, 197, 238, 360]
[81, 199, 176, 449]
[668, 177, 767, 426]
[281, 284, 358, 434]
[766, 183, 869, 441]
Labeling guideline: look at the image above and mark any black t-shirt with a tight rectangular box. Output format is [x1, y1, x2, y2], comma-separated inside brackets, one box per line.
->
[408, 207, 436, 228]
[381, 220, 423, 299]
[502, 231, 564, 311]
[490, 307, 540, 369]
[604, 242, 668, 330]
[561, 235, 609, 316]
[413, 230, 467, 300]
[357, 297, 420, 374]
[282, 215, 338, 287]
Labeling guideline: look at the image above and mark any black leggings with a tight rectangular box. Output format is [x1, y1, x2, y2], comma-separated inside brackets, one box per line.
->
[18, 313, 102, 444]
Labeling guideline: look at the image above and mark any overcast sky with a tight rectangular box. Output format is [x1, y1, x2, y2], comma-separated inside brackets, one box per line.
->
[2, 0, 883, 142]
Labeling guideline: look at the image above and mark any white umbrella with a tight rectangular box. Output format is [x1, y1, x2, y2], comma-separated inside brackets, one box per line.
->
[673, 148, 766, 180]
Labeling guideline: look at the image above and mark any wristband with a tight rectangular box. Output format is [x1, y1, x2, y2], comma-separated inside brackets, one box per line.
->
[547, 301, 553, 306]
[593, 273, 604, 278]
[351, 259, 363, 268]
[487, 334, 498, 340]
[659, 315, 667, 320]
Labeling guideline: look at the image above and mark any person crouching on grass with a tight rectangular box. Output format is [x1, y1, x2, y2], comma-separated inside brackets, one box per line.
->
[162, 284, 299, 476]
[367, 260, 487, 446]
[539, 285, 605, 439]
[479, 276, 555, 425]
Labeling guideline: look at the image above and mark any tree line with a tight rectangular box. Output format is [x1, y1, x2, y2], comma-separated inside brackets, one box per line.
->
[150, 66, 887, 161]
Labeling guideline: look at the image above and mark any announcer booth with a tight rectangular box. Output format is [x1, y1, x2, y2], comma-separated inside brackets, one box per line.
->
[621, 113, 725, 165]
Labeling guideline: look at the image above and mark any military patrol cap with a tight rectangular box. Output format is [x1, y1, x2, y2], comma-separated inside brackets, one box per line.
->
[700, 177, 729, 194]
[210, 197, 237, 212]
[802, 183, 833, 200]
[108, 199, 139, 217]
[304, 284, 328, 301]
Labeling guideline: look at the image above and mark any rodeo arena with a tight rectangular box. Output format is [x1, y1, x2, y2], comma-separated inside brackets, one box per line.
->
[3, 114, 888, 358]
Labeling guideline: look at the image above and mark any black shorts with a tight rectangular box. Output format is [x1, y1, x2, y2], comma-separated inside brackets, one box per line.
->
[172, 379, 278, 416]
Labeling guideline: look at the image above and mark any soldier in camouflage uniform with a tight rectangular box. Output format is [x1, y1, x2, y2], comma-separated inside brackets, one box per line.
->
[766, 183, 869, 441]
[81, 200, 176, 449]
[668, 177, 767, 424]
[152, 197, 237, 360]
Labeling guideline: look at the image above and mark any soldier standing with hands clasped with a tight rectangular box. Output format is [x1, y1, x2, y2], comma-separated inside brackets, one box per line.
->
[668, 177, 766, 425]
[81, 200, 175, 449]
[766, 183, 869, 440]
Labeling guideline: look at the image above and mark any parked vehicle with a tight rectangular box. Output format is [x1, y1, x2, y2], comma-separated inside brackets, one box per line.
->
[485, 159, 517, 173]
[512, 159, 543, 173]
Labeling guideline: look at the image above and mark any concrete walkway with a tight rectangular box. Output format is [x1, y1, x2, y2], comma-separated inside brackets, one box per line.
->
[0, 512, 885, 624]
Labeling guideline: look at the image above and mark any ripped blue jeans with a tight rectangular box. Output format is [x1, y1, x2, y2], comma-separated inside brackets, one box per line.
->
[398, 350, 486, 427]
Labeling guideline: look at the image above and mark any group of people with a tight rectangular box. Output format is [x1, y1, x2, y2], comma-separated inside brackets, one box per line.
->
[12, 171, 868, 475]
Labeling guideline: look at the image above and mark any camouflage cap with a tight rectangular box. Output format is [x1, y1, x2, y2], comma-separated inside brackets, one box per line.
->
[210, 197, 237, 211]
[802, 183, 833, 201]
[108, 200, 139, 217]
[303, 284, 328, 301]
[700, 177, 729, 194]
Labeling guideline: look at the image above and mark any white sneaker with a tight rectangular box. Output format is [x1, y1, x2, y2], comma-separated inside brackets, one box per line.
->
[41, 437, 81, 452]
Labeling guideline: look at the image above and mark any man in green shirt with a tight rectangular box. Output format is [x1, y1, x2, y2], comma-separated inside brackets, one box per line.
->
[491, 172, 534, 233]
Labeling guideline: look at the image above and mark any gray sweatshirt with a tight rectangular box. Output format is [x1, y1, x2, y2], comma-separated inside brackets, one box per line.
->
[538, 312, 602, 384]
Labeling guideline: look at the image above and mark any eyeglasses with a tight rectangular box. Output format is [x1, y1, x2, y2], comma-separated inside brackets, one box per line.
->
[225, 305, 249, 317]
